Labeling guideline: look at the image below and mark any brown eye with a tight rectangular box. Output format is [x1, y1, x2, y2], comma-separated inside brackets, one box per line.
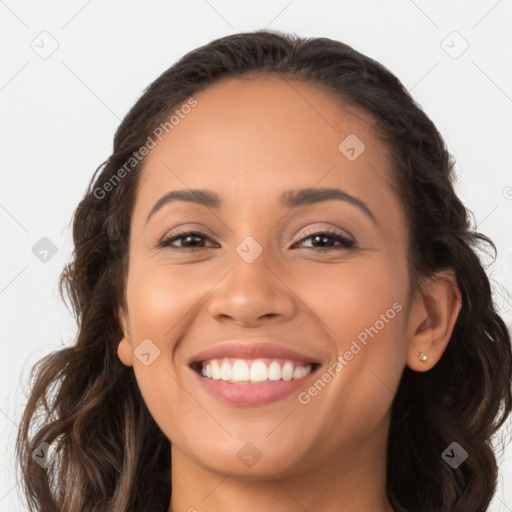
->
[158, 231, 217, 250]
[292, 231, 355, 251]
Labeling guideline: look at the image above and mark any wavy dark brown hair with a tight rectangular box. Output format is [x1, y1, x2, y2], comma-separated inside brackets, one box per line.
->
[16, 30, 512, 512]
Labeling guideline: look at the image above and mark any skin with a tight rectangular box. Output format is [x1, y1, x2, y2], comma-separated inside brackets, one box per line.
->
[117, 76, 462, 512]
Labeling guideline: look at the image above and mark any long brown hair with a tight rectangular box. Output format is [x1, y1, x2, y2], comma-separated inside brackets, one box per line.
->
[17, 30, 512, 512]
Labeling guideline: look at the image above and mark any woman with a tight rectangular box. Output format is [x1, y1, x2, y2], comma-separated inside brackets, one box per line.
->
[17, 30, 512, 512]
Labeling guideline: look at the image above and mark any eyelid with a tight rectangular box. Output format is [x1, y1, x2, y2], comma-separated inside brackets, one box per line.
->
[163, 224, 216, 239]
[160, 223, 353, 244]
[294, 224, 354, 243]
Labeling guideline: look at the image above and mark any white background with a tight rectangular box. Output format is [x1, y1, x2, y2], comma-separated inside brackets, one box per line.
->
[1, 0, 511, 510]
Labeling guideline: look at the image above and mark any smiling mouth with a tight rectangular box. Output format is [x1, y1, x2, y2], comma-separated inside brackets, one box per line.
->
[191, 357, 321, 384]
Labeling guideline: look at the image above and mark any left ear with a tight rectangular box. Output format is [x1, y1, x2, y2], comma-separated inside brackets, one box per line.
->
[406, 268, 462, 372]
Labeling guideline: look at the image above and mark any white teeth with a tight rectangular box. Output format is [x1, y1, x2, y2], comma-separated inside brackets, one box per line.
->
[232, 360, 250, 381]
[200, 358, 313, 383]
[282, 361, 294, 381]
[211, 360, 221, 380]
[267, 360, 281, 381]
[220, 360, 231, 381]
[250, 361, 268, 382]
[293, 365, 310, 379]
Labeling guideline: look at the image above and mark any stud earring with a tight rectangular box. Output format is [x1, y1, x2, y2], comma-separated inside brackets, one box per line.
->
[418, 352, 428, 363]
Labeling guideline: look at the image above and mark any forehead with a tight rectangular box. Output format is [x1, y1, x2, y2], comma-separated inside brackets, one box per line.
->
[134, 75, 396, 215]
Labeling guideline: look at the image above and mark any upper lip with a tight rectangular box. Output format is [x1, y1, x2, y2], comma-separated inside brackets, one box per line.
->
[188, 340, 322, 366]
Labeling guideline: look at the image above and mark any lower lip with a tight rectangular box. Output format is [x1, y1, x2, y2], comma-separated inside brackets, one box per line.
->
[191, 367, 318, 406]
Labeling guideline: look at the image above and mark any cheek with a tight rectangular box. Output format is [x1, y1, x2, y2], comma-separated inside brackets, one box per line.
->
[309, 254, 409, 424]
[296, 255, 408, 344]
[125, 263, 213, 341]
[124, 262, 234, 440]
[295, 253, 409, 416]
[122, 267, 190, 435]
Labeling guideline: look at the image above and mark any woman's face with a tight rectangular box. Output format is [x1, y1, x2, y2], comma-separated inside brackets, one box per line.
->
[117, 76, 417, 478]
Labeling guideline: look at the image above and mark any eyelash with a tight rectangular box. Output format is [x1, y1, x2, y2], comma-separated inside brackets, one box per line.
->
[158, 229, 355, 252]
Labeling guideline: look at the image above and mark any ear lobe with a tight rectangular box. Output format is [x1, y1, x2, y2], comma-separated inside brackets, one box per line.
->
[406, 269, 462, 372]
[117, 306, 134, 367]
[117, 338, 134, 367]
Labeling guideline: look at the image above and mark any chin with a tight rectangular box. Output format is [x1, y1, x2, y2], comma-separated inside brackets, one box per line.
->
[188, 436, 311, 479]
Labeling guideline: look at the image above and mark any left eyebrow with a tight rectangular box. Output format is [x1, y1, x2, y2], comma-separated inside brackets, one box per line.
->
[145, 187, 378, 227]
[280, 187, 378, 227]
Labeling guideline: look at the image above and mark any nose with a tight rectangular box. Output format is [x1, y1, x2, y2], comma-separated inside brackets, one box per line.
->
[207, 244, 297, 328]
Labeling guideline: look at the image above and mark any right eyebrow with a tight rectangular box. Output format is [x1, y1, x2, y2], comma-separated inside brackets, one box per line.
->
[145, 189, 220, 224]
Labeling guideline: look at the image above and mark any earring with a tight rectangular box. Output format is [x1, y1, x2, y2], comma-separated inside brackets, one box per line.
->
[418, 352, 428, 363]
